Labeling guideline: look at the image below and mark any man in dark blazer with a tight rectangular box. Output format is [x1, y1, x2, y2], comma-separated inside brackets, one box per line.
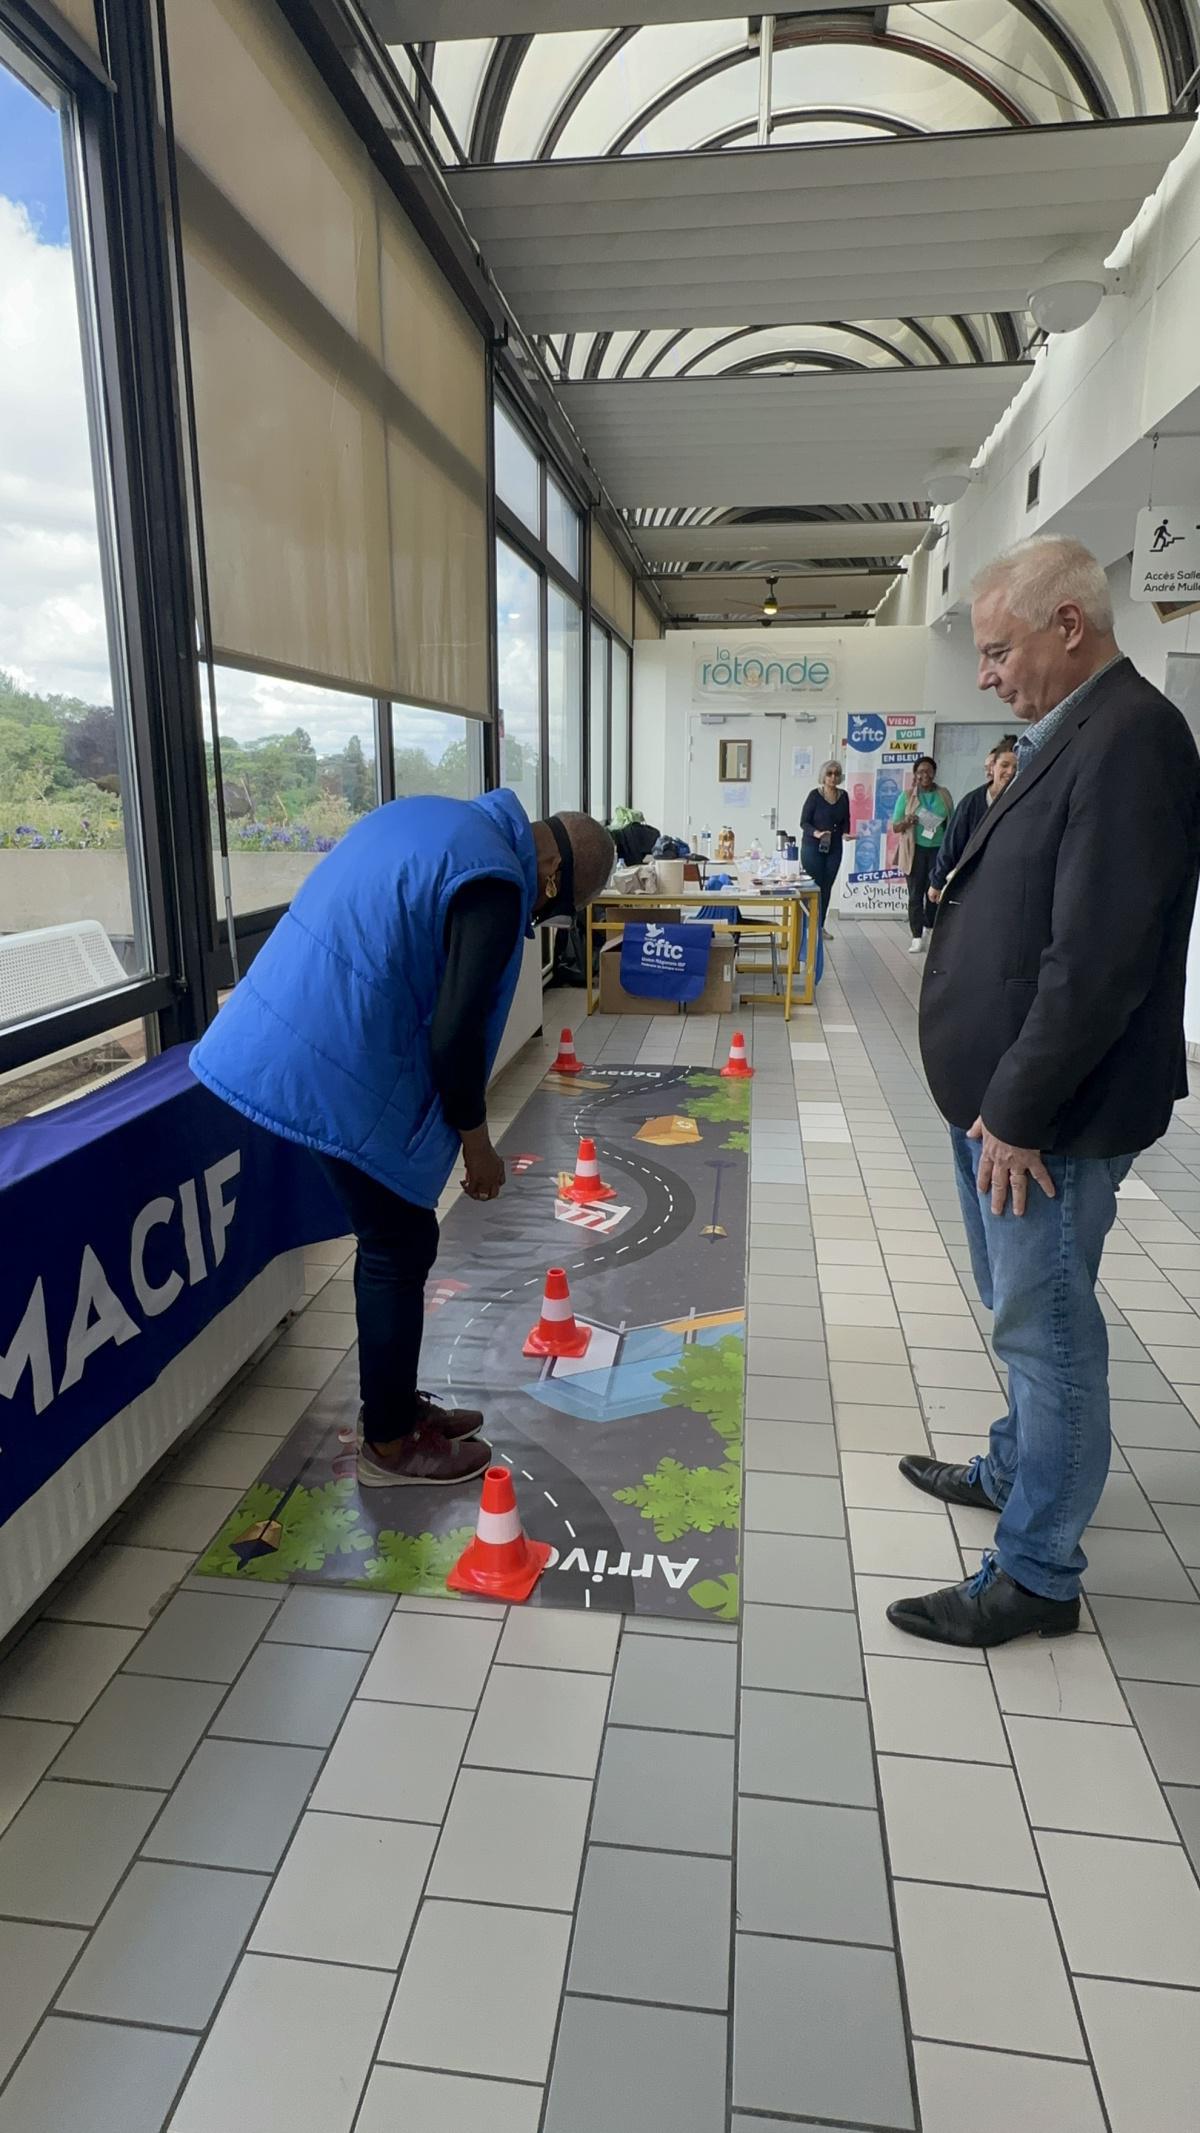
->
[889, 535, 1200, 1647]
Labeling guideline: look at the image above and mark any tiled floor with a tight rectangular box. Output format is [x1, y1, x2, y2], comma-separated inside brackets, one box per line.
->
[2, 926, 1200, 2129]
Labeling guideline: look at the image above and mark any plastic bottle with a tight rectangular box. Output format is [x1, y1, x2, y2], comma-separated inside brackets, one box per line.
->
[700, 824, 712, 857]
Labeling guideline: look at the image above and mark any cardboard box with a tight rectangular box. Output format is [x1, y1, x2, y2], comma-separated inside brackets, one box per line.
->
[599, 934, 734, 1016]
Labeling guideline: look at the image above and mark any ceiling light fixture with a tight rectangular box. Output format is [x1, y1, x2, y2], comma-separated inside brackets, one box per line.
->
[925, 461, 973, 507]
[762, 576, 779, 618]
[1027, 244, 1120, 335]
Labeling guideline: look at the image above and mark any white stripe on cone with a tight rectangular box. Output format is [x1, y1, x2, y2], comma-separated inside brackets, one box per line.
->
[540, 1293, 573, 1321]
[575, 1156, 598, 1176]
[475, 1505, 523, 1545]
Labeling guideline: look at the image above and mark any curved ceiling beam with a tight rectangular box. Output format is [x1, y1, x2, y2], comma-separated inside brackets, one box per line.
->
[1000, 2, 1113, 118]
[1145, 0, 1199, 108]
[693, 105, 923, 150]
[538, 27, 637, 159]
[469, 34, 532, 164]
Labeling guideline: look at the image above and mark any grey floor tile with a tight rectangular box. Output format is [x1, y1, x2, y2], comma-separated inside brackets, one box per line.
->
[896, 1881, 1084, 2058]
[1166, 1784, 1200, 1868]
[1090, 1473, 1161, 1529]
[0, 1717, 71, 1835]
[466, 1665, 609, 1777]
[144, 1738, 323, 1870]
[624, 1615, 737, 1641]
[608, 1634, 736, 1734]
[738, 1796, 892, 1944]
[742, 1531, 854, 1609]
[0, 1920, 85, 2084]
[739, 1689, 877, 1807]
[1124, 1679, 1200, 1784]
[1125, 1447, 1200, 1501]
[359, 1610, 501, 1707]
[879, 1756, 1041, 1892]
[168, 1952, 390, 2133]
[545, 1995, 727, 2133]
[1111, 1401, 1200, 1450]
[0, 1779, 159, 1926]
[744, 1416, 840, 1474]
[210, 1641, 366, 1747]
[569, 1846, 730, 2008]
[1077, 1975, 1200, 2133]
[591, 1725, 734, 1854]
[356, 2067, 541, 2133]
[744, 1471, 845, 1536]
[496, 1607, 620, 1673]
[0, 1619, 139, 1722]
[1157, 1501, 1200, 1566]
[734, 1933, 914, 2128]
[431, 1767, 591, 1910]
[60, 1860, 268, 2027]
[124, 1590, 277, 1683]
[914, 2041, 1105, 2133]
[1036, 1829, 1200, 1986]
[46, 1542, 195, 1629]
[51, 1673, 224, 1789]
[310, 1698, 470, 1823]
[117, 1480, 244, 1552]
[1109, 1360, 1178, 1403]
[251, 1811, 434, 1968]
[746, 1337, 829, 1379]
[745, 1375, 833, 1425]
[741, 1602, 863, 1696]
[264, 1589, 394, 1650]
[1008, 1714, 1177, 1839]
[1083, 1528, 1196, 1601]
[381, 1899, 569, 2082]
[0, 2015, 194, 2133]
[1090, 1595, 1200, 1683]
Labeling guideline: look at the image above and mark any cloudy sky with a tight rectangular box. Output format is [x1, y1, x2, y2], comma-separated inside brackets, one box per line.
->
[0, 58, 467, 767]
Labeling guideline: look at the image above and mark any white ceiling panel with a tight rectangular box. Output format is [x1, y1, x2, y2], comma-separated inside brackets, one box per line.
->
[449, 120, 1190, 330]
[559, 367, 1029, 506]
[637, 521, 929, 564]
[656, 570, 898, 617]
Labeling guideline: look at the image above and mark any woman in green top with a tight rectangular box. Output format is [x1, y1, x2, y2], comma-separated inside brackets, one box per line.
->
[892, 755, 953, 953]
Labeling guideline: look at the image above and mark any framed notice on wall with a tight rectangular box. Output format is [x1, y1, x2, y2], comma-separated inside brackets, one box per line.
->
[719, 737, 751, 782]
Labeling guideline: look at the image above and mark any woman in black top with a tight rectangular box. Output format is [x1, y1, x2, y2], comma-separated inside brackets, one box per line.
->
[800, 760, 851, 930]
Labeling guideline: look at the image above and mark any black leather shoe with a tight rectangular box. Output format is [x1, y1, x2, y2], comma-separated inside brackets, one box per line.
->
[886, 1557, 1080, 1648]
[899, 1454, 994, 1511]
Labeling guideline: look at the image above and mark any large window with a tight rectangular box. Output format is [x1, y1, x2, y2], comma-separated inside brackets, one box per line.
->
[611, 636, 632, 813]
[392, 704, 485, 800]
[547, 585, 582, 813]
[496, 540, 542, 823]
[205, 667, 376, 918]
[589, 622, 609, 825]
[0, 44, 148, 1031]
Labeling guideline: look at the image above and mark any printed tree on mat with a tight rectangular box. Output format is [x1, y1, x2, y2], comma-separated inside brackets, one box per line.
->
[688, 1573, 739, 1622]
[681, 1071, 751, 1153]
[353, 1527, 476, 1594]
[613, 1335, 744, 1549]
[196, 1479, 372, 1581]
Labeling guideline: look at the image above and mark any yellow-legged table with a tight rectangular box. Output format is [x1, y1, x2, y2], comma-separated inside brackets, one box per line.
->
[585, 886, 821, 1022]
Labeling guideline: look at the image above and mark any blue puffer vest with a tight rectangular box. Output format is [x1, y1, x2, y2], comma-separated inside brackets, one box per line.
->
[190, 790, 537, 1208]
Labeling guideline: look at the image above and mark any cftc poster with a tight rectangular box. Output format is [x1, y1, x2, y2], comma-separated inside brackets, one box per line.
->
[836, 714, 931, 916]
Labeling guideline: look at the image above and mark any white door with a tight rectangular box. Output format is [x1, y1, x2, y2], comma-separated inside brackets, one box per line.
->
[685, 713, 834, 854]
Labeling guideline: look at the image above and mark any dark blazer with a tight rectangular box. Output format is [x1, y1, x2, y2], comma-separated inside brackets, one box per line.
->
[919, 658, 1200, 1156]
[930, 782, 989, 894]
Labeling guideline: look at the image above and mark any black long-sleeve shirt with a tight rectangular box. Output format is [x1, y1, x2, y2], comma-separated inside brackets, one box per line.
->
[800, 788, 850, 858]
[930, 783, 989, 894]
[429, 877, 524, 1132]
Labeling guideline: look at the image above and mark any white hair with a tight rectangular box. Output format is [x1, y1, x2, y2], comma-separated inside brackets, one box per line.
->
[820, 759, 844, 781]
[970, 535, 1114, 633]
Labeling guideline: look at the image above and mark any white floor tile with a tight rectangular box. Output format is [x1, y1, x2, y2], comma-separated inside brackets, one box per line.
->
[1078, 1976, 1200, 2133]
[897, 1881, 1085, 2057]
[881, 1756, 1041, 1891]
[250, 1813, 435, 1968]
[168, 1953, 390, 2132]
[1037, 1830, 1200, 1985]
[1007, 1716, 1179, 1839]
[848, 1507, 962, 1581]
[915, 2041, 1105, 2133]
[867, 1654, 1010, 1763]
[987, 1636, 1130, 1724]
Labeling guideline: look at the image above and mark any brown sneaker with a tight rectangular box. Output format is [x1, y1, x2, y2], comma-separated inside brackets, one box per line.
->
[357, 1426, 492, 1489]
[356, 1395, 485, 1444]
[415, 1391, 485, 1442]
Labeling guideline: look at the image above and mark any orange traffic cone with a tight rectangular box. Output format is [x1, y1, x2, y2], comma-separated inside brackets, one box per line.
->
[563, 1136, 616, 1203]
[551, 1027, 583, 1076]
[523, 1267, 592, 1358]
[720, 1031, 754, 1079]
[447, 1465, 552, 1602]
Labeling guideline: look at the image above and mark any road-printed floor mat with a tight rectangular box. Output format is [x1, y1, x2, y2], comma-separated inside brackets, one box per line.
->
[194, 1065, 750, 1620]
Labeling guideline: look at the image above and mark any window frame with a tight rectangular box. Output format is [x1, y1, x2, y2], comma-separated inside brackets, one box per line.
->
[492, 384, 586, 822]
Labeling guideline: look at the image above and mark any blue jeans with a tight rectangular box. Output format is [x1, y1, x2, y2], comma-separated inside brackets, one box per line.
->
[951, 1128, 1131, 1601]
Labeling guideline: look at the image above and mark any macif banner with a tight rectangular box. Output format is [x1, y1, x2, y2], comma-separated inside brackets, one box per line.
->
[620, 922, 714, 1001]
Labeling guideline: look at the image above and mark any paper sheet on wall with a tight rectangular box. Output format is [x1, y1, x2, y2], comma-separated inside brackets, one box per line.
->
[791, 747, 813, 779]
[721, 785, 751, 808]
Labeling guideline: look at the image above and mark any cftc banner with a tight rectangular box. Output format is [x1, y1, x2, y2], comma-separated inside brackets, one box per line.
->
[620, 922, 714, 1001]
[837, 713, 932, 916]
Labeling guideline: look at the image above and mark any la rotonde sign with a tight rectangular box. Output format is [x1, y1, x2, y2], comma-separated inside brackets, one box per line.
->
[693, 644, 837, 704]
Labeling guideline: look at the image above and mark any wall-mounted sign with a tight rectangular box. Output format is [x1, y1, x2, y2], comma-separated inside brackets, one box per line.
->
[1132, 505, 1200, 602]
[845, 713, 886, 753]
[693, 645, 837, 704]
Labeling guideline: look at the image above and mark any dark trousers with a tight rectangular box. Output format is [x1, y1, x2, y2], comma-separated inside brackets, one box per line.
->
[906, 845, 938, 938]
[801, 842, 842, 926]
[314, 1154, 439, 1443]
